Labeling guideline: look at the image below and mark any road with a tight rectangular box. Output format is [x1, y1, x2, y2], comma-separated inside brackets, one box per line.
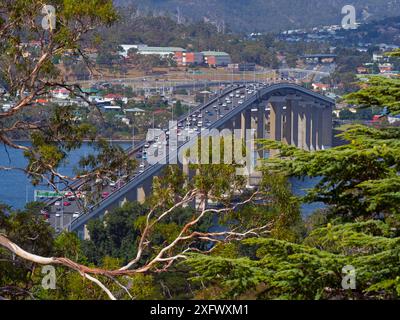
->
[46, 83, 265, 231]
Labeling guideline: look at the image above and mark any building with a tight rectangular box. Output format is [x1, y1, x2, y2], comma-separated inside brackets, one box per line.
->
[175, 52, 204, 66]
[228, 63, 256, 72]
[102, 105, 121, 112]
[379, 63, 394, 74]
[120, 44, 186, 58]
[312, 83, 329, 92]
[202, 51, 232, 67]
[104, 93, 123, 102]
[51, 88, 69, 100]
[302, 54, 337, 64]
[357, 66, 369, 74]
[373, 53, 385, 62]
[124, 107, 146, 116]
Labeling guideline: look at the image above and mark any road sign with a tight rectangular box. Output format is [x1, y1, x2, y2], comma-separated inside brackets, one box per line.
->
[34, 190, 66, 199]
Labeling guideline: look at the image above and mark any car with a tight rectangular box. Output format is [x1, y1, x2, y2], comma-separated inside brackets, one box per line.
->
[55, 213, 61, 217]
[139, 163, 145, 168]
[102, 192, 110, 199]
[144, 143, 150, 148]
[63, 201, 71, 207]
[238, 100, 244, 104]
[135, 153, 142, 159]
[41, 210, 50, 220]
[73, 212, 80, 218]
[109, 180, 117, 187]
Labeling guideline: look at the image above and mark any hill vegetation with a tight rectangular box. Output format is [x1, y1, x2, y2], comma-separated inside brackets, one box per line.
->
[115, 0, 400, 32]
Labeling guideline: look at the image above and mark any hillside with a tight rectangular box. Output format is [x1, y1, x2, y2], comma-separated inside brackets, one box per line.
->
[114, 0, 400, 32]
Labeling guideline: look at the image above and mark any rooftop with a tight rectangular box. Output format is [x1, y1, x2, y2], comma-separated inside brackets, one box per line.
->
[139, 46, 186, 53]
[201, 51, 230, 57]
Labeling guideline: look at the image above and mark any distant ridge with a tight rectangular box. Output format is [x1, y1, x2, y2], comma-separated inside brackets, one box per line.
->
[114, 0, 399, 32]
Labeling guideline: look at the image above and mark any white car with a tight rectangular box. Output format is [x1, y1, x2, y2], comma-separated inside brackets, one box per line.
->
[238, 100, 244, 104]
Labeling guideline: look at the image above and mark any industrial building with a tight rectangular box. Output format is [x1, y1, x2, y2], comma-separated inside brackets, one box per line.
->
[174, 52, 204, 66]
[202, 51, 232, 67]
[120, 44, 186, 58]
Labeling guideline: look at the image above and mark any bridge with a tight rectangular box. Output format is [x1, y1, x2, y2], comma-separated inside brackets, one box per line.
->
[49, 82, 335, 239]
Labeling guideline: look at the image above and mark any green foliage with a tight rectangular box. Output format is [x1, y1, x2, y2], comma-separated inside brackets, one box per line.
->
[261, 125, 400, 220]
[345, 77, 400, 115]
[185, 220, 400, 300]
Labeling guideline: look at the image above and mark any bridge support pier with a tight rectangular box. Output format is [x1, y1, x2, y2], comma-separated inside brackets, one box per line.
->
[322, 106, 333, 149]
[269, 98, 287, 156]
[289, 99, 299, 147]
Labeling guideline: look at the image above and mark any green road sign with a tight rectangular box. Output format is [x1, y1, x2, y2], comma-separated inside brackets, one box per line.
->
[34, 190, 67, 199]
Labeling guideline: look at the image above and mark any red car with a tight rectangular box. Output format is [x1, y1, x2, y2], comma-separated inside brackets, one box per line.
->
[102, 192, 110, 199]
[63, 201, 72, 207]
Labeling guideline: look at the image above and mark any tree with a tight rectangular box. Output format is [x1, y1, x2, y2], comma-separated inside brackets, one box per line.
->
[260, 125, 400, 222]
[185, 220, 400, 300]
[0, 160, 273, 299]
[0, 1, 136, 193]
[345, 77, 400, 115]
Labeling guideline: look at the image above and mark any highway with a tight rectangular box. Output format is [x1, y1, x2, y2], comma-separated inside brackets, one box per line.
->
[45, 81, 335, 234]
[46, 83, 262, 231]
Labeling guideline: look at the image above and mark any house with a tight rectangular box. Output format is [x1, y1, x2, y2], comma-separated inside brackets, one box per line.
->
[52, 88, 69, 100]
[104, 94, 123, 102]
[373, 53, 384, 62]
[312, 83, 329, 91]
[357, 66, 369, 74]
[124, 107, 146, 116]
[379, 63, 394, 74]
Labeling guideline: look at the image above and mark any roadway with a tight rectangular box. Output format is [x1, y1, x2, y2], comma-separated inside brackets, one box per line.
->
[46, 83, 264, 231]
[47, 81, 335, 233]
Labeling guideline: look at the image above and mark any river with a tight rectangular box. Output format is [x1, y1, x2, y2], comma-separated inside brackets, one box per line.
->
[0, 142, 323, 216]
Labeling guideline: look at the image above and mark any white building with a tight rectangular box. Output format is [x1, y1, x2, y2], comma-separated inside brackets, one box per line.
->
[120, 44, 185, 58]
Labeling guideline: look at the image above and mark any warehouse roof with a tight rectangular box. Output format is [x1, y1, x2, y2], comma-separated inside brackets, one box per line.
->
[201, 51, 230, 56]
